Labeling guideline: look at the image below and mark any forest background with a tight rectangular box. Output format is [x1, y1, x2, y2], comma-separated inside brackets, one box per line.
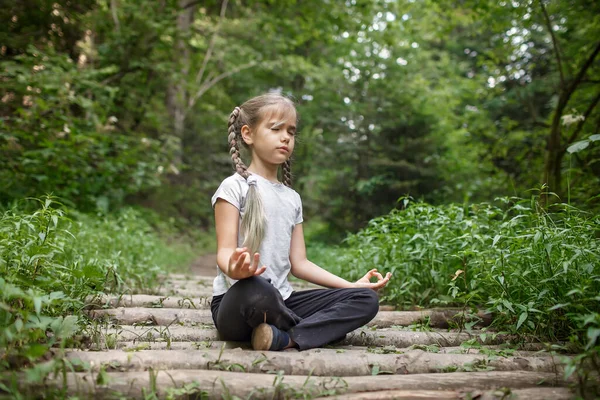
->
[3, 0, 599, 236]
[1, 0, 600, 391]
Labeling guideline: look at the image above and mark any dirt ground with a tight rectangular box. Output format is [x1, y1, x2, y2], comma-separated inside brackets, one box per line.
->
[188, 253, 217, 277]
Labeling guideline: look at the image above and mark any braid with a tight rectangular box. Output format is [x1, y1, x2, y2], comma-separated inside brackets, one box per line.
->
[228, 107, 249, 179]
[282, 159, 292, 187]
[227, 105, 265, 254]
[224, 94, 297, 255]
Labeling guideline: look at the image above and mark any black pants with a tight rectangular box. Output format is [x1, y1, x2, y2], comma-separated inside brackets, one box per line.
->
[210, 276, 379, 350]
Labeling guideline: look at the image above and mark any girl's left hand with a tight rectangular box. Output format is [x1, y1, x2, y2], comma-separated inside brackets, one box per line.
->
[354, 269, 392, 290]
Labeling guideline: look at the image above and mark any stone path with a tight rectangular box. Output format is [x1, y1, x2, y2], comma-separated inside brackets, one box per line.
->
[62, 255, 575, 399]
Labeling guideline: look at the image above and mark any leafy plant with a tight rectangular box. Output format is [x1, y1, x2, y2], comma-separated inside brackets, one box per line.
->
[312, 192, 599, 392]
[0, 197, 195, 395]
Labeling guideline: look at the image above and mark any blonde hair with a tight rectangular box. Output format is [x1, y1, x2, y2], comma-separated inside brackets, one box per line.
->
[227, 93, 297, 254]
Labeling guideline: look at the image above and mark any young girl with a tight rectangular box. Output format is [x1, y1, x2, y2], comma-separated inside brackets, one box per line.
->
[210, 93, 392, 351]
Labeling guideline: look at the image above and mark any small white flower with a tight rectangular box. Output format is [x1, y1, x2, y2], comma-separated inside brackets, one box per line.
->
[63, 124, 71, 133]
[561, 114, 585, 126]
[108, 116, 118, 124]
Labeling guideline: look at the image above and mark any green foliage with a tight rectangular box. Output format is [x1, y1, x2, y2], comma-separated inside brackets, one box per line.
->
[3, 0, 600, 233]
[0, 46, 169, 211]
[312, 192, 600, 381]
[0, 197, 195, 383]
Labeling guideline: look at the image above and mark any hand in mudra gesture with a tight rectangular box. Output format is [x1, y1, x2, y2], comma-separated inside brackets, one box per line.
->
[227, 247, 267, 280]
[354, 268, 392, 290]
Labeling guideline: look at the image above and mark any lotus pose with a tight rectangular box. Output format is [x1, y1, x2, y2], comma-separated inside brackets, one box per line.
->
[211, 93, 392, 351]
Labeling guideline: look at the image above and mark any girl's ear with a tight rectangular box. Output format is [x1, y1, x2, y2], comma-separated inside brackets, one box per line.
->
[241, 124, 253, 145]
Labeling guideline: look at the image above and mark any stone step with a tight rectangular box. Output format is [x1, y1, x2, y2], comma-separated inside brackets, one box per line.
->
[149, 282, 325, 297]
[88, 294, 211, 309]
[65, 271, 577, 400]
[160, 276, 322, 290]
[87, 294, 398, 312]
[99, 340, 249, 351]
[100, 325, 511, 348]
[158, 274, 323, 289]
[144, 286, 213, 298]
[341, 327, 509, 348]
[66, 348, 567, 376]
[52, 370, 568, 399]
[158, 274, 214, 283]
[103, 341, 556, 355]
[89, 307, 491, 329]
[320, 387, 574, 400]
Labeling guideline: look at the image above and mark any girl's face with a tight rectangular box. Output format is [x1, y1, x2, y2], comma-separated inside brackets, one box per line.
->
[242, 105, 297, 167]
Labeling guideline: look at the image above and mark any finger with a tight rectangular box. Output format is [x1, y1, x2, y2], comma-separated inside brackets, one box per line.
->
[248, 253, 260, 273]
[230, 249, 241, 264]
[376, 276, 391, 289]
[254, 265, 267, 276]
[252, 252, 260, 269]
[233, 251, 245, 269]
[239, 252, 251, 271]
[233, 247, 247, 259]
[370, 275, 390, 289]
[373, 271, 384, 281]
[363, 269, 376, 280]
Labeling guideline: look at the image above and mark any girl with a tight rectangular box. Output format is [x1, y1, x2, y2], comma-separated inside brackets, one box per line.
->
[211, 93, 392, 351]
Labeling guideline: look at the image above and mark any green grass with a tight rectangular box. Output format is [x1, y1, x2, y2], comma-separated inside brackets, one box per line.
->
[0, 197, 197, 396]
[309, 191, 600, 390]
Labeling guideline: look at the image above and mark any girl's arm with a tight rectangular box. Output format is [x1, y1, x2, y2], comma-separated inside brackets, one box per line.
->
[215, 199, 266, 279]
[289, 224, 391, 289]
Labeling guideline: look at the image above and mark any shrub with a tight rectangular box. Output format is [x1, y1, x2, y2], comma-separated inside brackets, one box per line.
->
[310, 192, 599, 386]
[0, 197, 195, 378]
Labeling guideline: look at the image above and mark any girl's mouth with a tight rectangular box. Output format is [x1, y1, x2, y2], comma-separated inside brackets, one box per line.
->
[277, 146, 289, 153]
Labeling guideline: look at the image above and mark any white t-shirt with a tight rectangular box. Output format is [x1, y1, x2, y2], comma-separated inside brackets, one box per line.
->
[211, 173, 303, 300]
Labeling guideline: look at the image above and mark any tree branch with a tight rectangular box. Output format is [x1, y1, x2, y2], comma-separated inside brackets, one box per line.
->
[110, 0, 121, 33]
[539, 0, 565, 87]
[565, 91, 600, 146]
[195, 0, 229, 86]
[186, 61, 256, 113]
[555, 40, 600, 122]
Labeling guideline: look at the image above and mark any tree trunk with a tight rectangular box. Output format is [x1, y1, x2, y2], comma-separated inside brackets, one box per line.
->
[50, 370, 569, 399]
[104, 325, 509, 347]
[166, 0, 196, 166]
[88, 307, 492, 329]
[543, 41, 600, 196]
[66, 348, 568, 376]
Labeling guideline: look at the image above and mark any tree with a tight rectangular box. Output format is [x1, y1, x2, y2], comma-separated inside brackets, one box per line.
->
[428, 0, 600, 197]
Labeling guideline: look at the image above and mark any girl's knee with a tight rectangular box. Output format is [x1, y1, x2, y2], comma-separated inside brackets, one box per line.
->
[356, 288, 380, 321]
[231, 276, 279, 302]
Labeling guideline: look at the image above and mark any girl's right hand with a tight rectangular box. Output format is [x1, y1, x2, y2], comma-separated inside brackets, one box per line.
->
[227, 247, 267, 280]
